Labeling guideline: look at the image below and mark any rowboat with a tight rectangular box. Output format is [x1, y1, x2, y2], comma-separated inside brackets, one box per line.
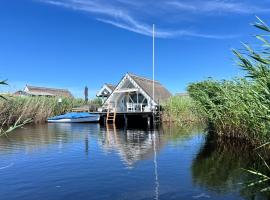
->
[47, 112, 100, 123]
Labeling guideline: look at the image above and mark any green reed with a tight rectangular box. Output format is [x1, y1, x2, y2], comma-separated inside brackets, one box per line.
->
[0, 95, 85, 126]
[162, 95, 204, 126]
[188, 17, 270, 144]
[0, 80, 32, 135]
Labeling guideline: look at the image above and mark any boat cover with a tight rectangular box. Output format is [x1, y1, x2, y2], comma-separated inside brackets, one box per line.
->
[48, 112, 96, 120]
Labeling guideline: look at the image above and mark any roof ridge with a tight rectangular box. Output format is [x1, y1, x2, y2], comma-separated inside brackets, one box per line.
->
[128, 73, 160, 83]
[105, 83, 115, 86]
[27, 85, 70, 92]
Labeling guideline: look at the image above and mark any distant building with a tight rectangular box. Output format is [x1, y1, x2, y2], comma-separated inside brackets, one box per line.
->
[14, 85, 73, 98]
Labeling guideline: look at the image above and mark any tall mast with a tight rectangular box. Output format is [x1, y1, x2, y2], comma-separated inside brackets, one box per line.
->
[152, 24, 155, 110]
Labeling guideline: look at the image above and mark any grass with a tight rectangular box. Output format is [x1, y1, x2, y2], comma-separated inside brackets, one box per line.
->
[0, 80, 102, 136]
[0, 95, 86, 126]
[162, 95, 204, 126]
[186, 17, 270, 196]
[187, 18, 270, 144]
[0, 80, 32, 135]
[0, 81, 98, 126]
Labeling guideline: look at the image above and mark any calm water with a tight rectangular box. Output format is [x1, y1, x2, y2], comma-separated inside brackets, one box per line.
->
[0, 123, 268, 200]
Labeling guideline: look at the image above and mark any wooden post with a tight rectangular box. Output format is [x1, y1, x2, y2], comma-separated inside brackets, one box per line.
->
[124, 114, 128, 126]
[103, 115, 106, 125]
[136, 91, 139, 111]
[147, 116, 151, 128]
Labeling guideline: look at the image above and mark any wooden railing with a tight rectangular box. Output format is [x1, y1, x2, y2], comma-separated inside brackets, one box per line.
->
[126, 103, 149, 112]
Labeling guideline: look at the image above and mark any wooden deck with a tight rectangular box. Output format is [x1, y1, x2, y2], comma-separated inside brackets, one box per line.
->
[90, 111, 155, 115]
[89, 111, 161, 127]
[72, 106, 161, 126]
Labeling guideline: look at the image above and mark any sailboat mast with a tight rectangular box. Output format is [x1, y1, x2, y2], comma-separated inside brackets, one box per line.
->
[152, 24, 155, 110]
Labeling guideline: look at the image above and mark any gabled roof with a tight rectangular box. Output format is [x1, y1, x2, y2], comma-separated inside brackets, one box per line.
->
[24, 85, 73, 98]
[96, 83, 116, 97]
[128, 73, 172, 103]
[105, 83, 116, 91]
[104, 73, 172, 105]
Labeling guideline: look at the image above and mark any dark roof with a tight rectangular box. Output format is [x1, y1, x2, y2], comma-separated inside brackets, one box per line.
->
[105, 83, 116, 91]
[128, 73, 172, 103]
[96, 83, 116, 97]
[25, 85, 73, 98]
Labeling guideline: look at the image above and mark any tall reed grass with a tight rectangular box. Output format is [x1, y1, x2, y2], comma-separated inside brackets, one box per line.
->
[162, 95, 204, 126]
[188, 18, 270, 144]
[0, 95, 85, 126]
[0, 80, 32, 135]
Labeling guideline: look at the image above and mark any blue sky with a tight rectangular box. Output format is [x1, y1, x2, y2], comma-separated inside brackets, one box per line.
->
[1, 0, 270, 98]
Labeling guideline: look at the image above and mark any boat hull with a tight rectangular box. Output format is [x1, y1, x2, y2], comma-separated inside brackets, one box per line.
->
[47, 116, 100, 123]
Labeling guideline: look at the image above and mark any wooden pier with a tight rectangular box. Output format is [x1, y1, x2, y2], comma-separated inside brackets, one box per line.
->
[90, 111, 161, 127]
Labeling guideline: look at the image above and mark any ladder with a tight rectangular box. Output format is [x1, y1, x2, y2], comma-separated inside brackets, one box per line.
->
[153, 101, 161, 124]
[106, 106, 116, 124]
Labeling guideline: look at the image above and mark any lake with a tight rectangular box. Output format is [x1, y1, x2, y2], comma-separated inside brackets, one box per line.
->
[0, 123, 268, 200]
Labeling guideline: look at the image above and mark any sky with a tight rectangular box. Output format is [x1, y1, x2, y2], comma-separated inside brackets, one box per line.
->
[1, 0, 270, 98]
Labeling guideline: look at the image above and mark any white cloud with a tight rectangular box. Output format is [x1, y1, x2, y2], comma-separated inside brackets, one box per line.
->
[38, 0, 269, 39]
[97, 18, 239, 39]
[167, 0, 270, 14]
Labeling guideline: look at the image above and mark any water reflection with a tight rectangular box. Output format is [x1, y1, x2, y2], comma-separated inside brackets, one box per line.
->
[2, 123, 266, 200]
[0, 123, 201, 163]
[0, 123, 99, 154]
[100, 124, 202, 167]
[101, 125, 164, 167]
[191, 135, 270, 200]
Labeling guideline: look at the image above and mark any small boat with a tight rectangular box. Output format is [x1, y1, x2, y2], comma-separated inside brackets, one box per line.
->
[47, 112, 100, 123]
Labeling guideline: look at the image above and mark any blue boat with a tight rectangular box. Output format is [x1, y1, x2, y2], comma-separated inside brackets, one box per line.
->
[47, 112, 100, 123]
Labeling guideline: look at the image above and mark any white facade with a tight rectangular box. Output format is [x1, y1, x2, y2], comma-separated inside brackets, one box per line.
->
[96, 84, 113, 97]
[103, 74, 156, 112]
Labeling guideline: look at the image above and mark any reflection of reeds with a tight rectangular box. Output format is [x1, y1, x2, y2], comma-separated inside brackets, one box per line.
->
[192, 135, 270, 199]
[243, 143, 270, 195]
[161, 122, 205, 142]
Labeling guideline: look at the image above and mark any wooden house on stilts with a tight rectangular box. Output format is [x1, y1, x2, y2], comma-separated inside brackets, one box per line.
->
[100, 73, 171, 125]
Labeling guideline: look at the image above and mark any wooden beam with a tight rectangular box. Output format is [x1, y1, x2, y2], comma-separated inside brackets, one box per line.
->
[114, 88, 139, 93]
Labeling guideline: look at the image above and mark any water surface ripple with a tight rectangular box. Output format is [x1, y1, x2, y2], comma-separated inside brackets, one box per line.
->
[0, 123, 267, 200]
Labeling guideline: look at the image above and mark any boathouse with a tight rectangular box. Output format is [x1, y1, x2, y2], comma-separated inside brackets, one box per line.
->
[102, 73, 171, 113]
[96, 83, 116, 103]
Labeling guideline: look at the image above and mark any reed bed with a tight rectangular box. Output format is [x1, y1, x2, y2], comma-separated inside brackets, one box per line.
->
[0, 95, 85, 125]
[187, 18, 270, 144]
[162, 95, 205, 126]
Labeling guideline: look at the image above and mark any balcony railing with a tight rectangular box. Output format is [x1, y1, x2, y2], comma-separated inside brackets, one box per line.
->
[126, 103, 150, 112]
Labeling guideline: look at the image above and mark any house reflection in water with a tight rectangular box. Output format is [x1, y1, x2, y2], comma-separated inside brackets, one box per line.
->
[100, 124, 161, 200]
[100, 124, 165, 167]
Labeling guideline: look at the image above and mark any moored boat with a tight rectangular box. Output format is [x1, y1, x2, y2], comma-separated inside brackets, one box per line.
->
[47, 112, 100, 123]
